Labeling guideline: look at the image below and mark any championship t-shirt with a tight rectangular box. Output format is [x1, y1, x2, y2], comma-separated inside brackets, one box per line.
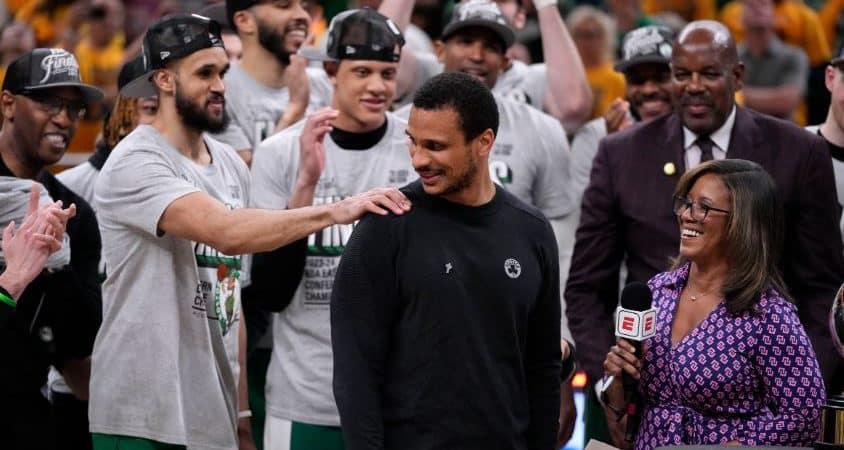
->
[395, 94, 574, 219]
[212, 64, 332, 153]
[250, 112, 416, 425]
[89, 125, 250, 450]
[493, 60, 547, 111]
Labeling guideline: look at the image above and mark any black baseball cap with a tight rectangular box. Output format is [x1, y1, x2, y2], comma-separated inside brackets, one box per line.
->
[201, 3, 234, 32]
[121, 14, 225, 98]
[299, 8, 404, 62]
[117, 55, 147, 93]
[441, 0, 515, 50]
[2, 48, 104, 104]
[614, 26, 675, 73]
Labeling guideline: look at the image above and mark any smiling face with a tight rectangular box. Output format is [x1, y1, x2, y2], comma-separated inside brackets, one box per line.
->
[624, 62, 673, 121]
[2, 87, 84, 168]
[330, 59, 398, 132]
[436, 26, 506, 89]
[251, 0, 311, 65]
[677, 173, 732, 266]
[166, 47, 230, 133]
[406, 106, 492, 203]
[671, 28, 744, 136]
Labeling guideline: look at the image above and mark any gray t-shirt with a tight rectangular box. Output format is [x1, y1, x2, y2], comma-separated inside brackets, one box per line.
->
[57, 161, 98, 205]
[250, 113, 416, 426]
[396, 94, 573, 219]
[493, 60, 547, 111]
[212, 64, 332, 152]
[89, 125, 250, 450]
[739, 38, 809, 94]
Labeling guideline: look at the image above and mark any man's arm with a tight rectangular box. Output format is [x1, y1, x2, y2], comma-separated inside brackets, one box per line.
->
[331, 215, 400, 450]
[158, 188, 409, 256]
[565, 140, 625, 383]
[534, 0, 592, 133]
[379, 0, 422, 101]
[786, 135, 844, 386]
[526, 221, 563, 450]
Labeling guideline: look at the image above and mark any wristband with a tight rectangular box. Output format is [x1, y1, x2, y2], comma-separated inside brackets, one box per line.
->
[238, 410, 252, 419]
[533, 0, 558, 11]
[0, 289, 15, 308]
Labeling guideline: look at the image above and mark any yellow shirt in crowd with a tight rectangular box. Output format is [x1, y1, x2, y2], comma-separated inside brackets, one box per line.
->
[68, 32, 125, 153]
[586, 63, 627, 121]
[642, 0, 716, 22]
[719, 0, 830, 66]
[15, 1, 71, 47]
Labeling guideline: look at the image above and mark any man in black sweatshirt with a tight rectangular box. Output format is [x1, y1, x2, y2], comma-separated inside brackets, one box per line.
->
[331, 71, 562, 450]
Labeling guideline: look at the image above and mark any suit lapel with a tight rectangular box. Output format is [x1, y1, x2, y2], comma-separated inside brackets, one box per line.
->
[726, 107, 767, 166]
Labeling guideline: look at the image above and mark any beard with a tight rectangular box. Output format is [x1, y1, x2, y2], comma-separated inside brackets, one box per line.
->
[257, 19, 293, 66]
[438, 152, 479, 198]
[175, 88, 230, 134]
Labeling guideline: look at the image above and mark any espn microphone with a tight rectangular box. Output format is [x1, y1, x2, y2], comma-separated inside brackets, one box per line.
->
[615, 282, 657, 444]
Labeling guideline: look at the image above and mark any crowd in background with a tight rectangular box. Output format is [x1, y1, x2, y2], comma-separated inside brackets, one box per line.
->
[0, 0, 843, 450]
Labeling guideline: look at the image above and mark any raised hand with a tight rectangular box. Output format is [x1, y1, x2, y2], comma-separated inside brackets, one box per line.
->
[296, 107, 339, 187]
[276, 54, 311, 132]
[604, 98, 633, 134]
[0, 184, 76, 299]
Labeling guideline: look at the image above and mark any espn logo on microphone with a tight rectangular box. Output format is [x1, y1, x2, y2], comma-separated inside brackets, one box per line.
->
[615, 307, 658, 341]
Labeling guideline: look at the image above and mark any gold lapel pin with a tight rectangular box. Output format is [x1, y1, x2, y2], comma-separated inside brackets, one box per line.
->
[663, 162, 676, 176]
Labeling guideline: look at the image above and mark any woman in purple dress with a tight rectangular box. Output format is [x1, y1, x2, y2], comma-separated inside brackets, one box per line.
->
[601, 159, 826, 450]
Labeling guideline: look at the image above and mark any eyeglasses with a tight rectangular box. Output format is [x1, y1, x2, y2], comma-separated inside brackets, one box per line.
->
[672, 196, 730, 221]
[21, 92, 87, 120]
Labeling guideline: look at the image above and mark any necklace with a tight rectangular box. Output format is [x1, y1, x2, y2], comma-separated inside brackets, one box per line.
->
[687, 282, 718, 302]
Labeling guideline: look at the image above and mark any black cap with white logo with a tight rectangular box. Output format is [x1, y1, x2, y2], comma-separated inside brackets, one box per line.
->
[299, 8, 404, 62]
[441, 0, 515, 50]
[121, 14, 225, 98]
[614, 26, 675, 73]
[2, 48, 104, 104]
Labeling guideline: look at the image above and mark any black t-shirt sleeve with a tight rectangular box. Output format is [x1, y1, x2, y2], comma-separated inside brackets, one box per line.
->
[331, 215, 399, 450]
[241, 238, 307, 354]
[526, 221, 563, 450]
[245, 238, 307, 313]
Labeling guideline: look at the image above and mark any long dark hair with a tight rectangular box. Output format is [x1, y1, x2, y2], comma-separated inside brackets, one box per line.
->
[672, 159, 790, 314]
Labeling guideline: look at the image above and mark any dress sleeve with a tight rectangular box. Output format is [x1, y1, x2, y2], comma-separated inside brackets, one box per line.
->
[742, 298, 826, 446]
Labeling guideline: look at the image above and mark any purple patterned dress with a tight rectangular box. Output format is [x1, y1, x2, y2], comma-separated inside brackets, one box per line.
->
[636, 262, 826, 450]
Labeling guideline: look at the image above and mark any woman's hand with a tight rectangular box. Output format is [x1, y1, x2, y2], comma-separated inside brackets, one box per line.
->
[603, 338, 642, 380]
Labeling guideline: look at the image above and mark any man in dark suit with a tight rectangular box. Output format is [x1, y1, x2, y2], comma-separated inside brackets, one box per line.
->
[567, 19, 844, 441]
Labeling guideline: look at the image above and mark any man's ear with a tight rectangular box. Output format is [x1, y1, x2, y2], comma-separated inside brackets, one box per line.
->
[323, 61, 339, 80]
[512, 8, 526, 30]
[1, 91, 16, 122]
[475, 128, 495, 157]
[826, 65, 837, 93]
[232, 9, 256, 35]
[732, 61, 745, 92]
[434, 39, 446, 63]
[151, 70, 175, 95]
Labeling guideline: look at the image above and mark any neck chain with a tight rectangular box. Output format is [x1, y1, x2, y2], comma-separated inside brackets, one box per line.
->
[687, 281, 719, 302]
